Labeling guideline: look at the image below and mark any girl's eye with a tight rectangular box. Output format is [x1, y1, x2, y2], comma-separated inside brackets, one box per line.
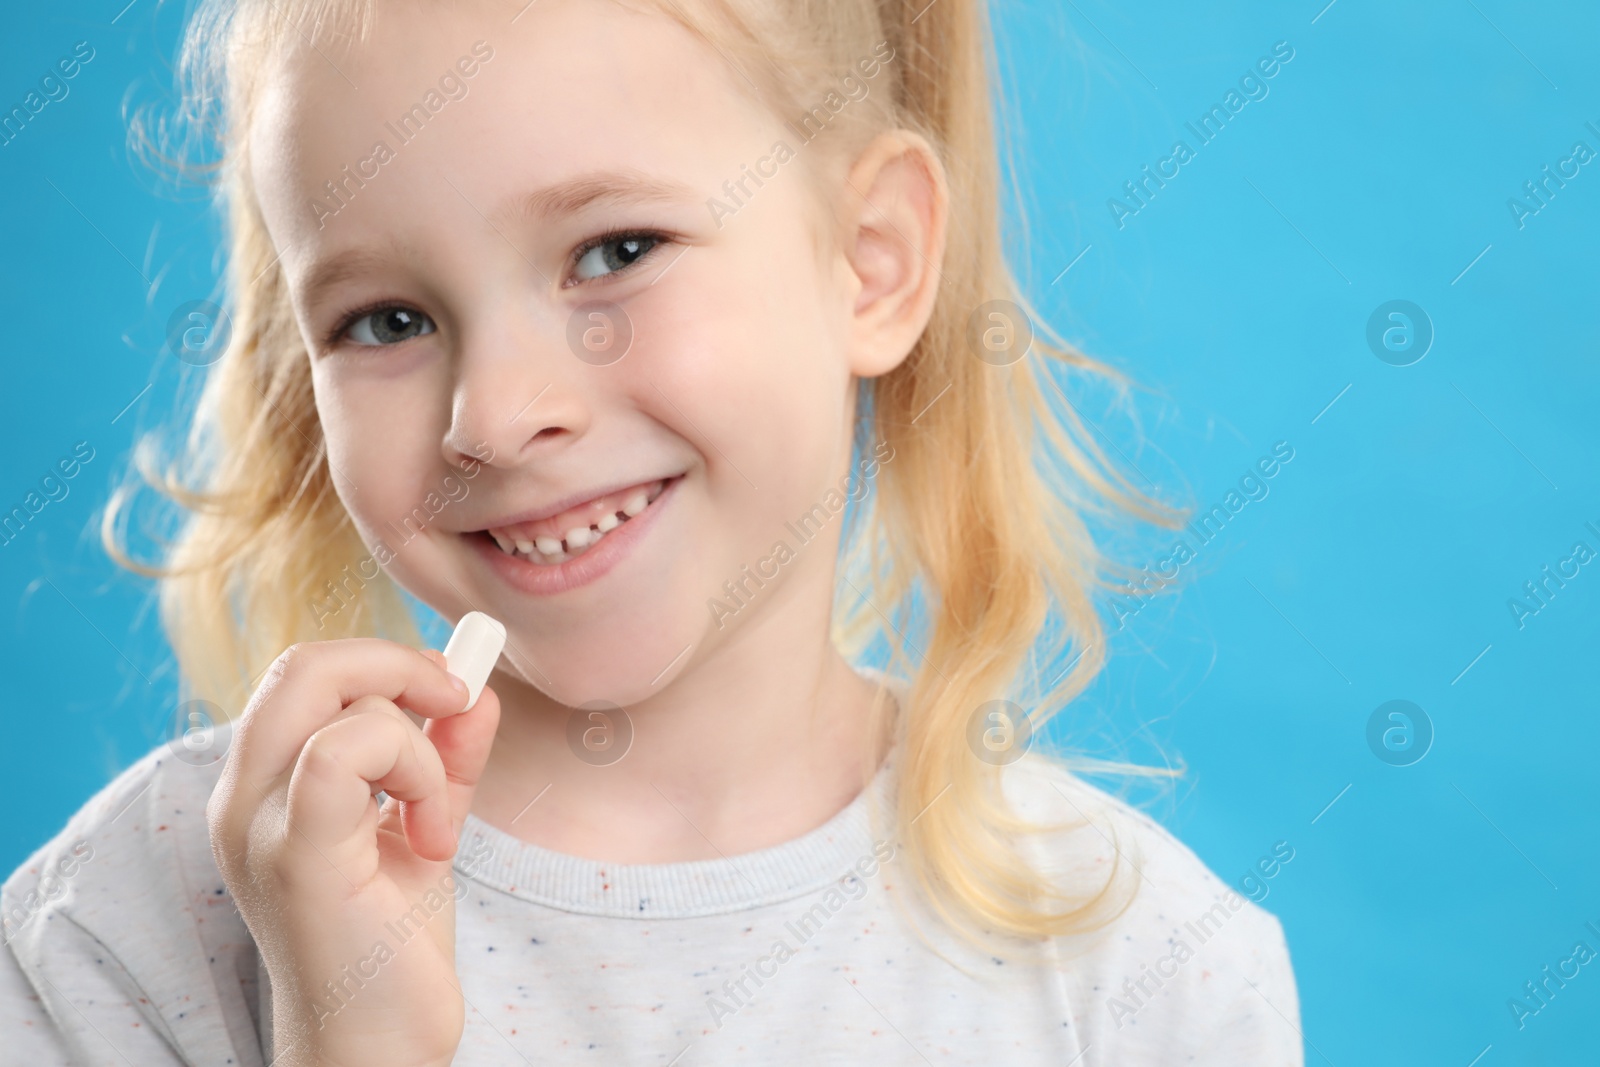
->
[572, 233, 661, 282]
[342, 306, 436, 346]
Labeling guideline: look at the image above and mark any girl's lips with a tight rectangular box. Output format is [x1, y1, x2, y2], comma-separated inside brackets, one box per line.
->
[469, 474, 680, 596]
[487, 478, 668, 560]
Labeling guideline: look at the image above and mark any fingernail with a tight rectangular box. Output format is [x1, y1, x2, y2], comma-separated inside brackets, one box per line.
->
[448, 672, 468, 695]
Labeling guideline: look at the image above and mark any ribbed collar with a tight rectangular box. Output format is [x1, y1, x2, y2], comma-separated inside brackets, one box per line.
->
[454, 671, 905, 919]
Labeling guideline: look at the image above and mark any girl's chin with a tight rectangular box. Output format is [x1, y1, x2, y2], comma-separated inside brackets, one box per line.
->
[489, 647, 699, 710]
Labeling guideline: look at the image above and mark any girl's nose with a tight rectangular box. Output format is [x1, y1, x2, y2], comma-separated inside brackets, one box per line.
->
[441, 309, 598, 469]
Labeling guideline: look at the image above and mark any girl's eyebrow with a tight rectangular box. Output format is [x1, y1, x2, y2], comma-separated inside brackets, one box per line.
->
[296, 238, 416, 308]
[488, 169, 699, 228]
[294, 171, 698, 304]
[298, 243, 413, 304]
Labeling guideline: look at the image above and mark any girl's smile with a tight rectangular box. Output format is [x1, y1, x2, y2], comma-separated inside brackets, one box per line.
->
[468, 472, 684, 596]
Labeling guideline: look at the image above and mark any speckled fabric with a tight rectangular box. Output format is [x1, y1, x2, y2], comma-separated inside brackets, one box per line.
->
[3, 682, 1302, 1065]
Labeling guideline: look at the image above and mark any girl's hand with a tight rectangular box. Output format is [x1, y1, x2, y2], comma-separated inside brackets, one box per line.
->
[206, 638, 502, 1067]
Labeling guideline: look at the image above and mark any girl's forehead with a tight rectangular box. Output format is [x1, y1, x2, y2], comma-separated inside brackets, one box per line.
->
[247, 0, 774, 250]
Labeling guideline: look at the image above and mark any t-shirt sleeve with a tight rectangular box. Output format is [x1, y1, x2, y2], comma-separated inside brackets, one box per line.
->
[0, 888, 191, 1063]
[0, 933, 76, 1061]
[0, 737, 264, 1065]
[1004, 757, 1306, 1066]
[1184, 911, 1304, 1064]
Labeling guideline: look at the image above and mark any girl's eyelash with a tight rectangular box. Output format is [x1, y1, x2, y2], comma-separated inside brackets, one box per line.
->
[322, 229, 674, 347]
[564, 228, 672, 285]
[324, 299, 408, 350]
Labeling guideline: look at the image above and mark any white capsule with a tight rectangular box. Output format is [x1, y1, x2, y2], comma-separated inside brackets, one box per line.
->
[442, 611, 506, 709]
[535, 536, 564, 556]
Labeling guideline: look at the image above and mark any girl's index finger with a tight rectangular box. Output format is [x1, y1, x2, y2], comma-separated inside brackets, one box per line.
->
[231, 637, 471, 785]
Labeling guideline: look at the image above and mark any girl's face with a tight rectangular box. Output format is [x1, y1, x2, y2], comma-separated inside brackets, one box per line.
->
[249, 0, 887, 704]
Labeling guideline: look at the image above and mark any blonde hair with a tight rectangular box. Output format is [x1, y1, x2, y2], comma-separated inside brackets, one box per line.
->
[108, 0, 1183, 947]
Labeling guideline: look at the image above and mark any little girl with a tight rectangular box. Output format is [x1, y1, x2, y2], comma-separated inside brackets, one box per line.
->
[3, 0, 1301, 1063]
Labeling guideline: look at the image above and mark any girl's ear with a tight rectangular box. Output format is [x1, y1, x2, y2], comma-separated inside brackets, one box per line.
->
[838, 130, 949, 379]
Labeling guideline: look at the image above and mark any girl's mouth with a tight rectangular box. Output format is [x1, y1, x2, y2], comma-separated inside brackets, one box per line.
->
[480, 476, 674, 566]
[467, 474, 683, 597]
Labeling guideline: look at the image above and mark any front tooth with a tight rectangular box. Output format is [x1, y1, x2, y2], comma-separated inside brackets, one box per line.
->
[492, 532, 515, 553]
[514, 539, 535, 555]
[622, 491, 648, 517]
[535, 536, 563, 556]
[596, 512, 620, 533]
[565, 526, 592, 550]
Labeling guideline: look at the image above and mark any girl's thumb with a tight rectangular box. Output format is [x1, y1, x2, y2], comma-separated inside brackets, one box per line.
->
[423, 682, 503, 841]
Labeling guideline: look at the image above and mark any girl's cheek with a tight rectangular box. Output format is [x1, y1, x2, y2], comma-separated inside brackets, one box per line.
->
[317, 376, 446, 524]
[318, 355, 444, 437]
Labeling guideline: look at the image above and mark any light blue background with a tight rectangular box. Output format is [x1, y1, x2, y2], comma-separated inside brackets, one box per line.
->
[3, 1, 1597, 1063]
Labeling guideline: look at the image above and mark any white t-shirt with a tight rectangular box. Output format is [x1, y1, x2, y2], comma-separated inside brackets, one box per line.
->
[2, 689, 1303, 1065]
